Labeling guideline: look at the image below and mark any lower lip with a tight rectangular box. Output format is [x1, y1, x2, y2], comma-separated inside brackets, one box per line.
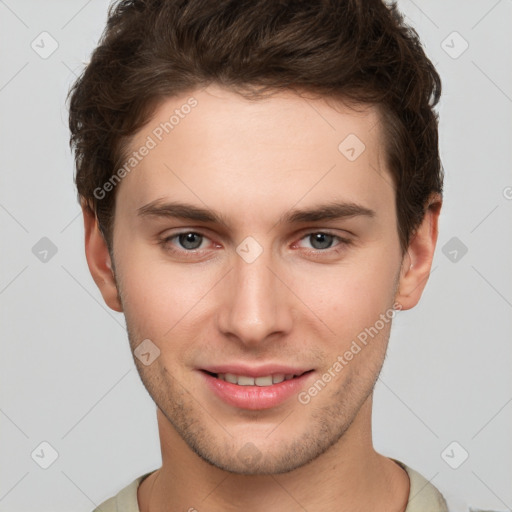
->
[200, 371, 314, 410]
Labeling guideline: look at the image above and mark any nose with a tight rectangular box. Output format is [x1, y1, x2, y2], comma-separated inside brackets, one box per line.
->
[216, 248, 294, 348]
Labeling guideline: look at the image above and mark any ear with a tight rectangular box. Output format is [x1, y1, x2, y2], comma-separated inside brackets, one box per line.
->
[395, 194, 442, 311]
[82, 202, 123, 312]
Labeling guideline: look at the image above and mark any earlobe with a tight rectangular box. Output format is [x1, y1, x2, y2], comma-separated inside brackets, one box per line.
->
[82, 203, 123, 313]
[395, 194, 442, 311]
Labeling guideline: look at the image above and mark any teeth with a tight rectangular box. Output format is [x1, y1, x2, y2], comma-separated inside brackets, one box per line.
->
[216, 373, 295, 386]
[237, 375, 255, 386]
[255, 376, 273, 386]
[224, 373, 238, 384]
[272, 374, 285, 384]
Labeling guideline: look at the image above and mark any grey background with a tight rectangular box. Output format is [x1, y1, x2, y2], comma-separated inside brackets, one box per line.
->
[1, 1, 511, 510]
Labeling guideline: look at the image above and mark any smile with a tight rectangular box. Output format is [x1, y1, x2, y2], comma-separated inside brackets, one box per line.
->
[200, 369, 314, 410]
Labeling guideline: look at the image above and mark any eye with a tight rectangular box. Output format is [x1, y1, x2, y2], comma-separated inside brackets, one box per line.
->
[300, 232, 336, 250]
[174, 232, 205, 250]
[296, 232, 352, 252]
[160, 231, 211, 255]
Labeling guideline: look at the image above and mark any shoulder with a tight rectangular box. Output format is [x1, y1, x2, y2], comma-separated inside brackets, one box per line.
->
[393, 459, 503, 512]
[91, 471, 155, 512]
[395, 460, 449, 512]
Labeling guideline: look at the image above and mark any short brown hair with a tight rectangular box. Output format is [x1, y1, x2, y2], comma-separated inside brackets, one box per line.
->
[68, 0, 443, 255]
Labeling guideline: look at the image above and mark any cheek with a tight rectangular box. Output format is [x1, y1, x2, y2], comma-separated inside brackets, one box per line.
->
[115, 247, 219, 339]
[292, 248, 399, 339]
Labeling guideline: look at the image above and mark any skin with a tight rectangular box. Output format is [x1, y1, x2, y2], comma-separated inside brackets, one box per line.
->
[83, 84, 441, 511]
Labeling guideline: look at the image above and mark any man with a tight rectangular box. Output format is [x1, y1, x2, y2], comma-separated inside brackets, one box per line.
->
[68, 0, 451, 510]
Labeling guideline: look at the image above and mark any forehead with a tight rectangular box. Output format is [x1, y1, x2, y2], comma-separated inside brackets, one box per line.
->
[116, 85, 394, 226]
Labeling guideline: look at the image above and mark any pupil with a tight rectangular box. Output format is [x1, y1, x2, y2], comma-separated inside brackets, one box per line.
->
[311, 233, 332, 250]
[179, 233, 201, 250]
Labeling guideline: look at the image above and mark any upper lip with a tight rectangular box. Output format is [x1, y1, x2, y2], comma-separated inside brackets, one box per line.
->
[200, 364, 312, 378]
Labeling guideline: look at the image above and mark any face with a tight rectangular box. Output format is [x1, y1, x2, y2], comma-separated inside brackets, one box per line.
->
[107, 85, 406, 474]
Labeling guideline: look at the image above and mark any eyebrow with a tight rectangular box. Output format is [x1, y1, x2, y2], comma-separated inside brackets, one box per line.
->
[137, 199, 376, 227]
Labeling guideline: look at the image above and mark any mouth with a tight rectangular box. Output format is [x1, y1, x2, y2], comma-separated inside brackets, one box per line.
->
[199, 369, 315, 410]
[201, 369, 313, 387]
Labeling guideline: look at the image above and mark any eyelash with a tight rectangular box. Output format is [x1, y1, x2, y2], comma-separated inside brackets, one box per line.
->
[158, 230, 353, 259]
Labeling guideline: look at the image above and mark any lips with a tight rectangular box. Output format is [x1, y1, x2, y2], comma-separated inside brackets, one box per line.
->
[198, 365, 315, 410]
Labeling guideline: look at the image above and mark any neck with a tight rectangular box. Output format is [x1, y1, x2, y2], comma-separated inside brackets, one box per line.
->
[138, 397, 410, 512]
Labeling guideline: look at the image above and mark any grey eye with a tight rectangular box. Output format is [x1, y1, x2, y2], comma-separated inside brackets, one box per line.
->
[308, 233, 335, 250]
[178, 232, 203, 250]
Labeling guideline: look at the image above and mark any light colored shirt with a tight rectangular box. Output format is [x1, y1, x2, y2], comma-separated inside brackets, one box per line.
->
[91, 459, 452, 512]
